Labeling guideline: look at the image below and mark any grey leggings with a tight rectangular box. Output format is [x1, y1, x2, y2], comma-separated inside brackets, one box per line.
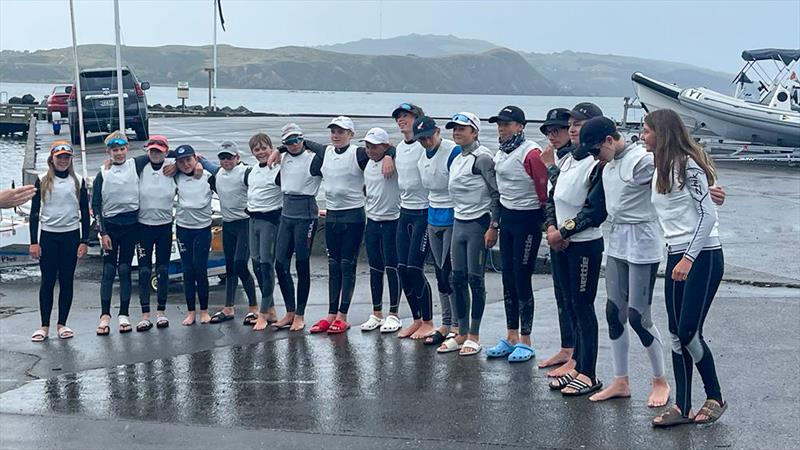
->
[451, 215, 489, 336]
[428, 224, 455, 328]
[605, 256, 665, 378]
[250, 216, 293, 313]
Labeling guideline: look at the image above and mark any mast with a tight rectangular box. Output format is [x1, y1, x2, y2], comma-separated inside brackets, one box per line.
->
[69, 0, 88, 179]
[113, 0, 125, 132]
[212, 0, 217, 111]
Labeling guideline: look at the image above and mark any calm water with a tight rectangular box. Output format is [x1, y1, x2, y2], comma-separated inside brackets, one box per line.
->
[0, 81, 639, 121]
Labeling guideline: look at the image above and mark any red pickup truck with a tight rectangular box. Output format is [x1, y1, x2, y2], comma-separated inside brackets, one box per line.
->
[46, 85, 72, 122]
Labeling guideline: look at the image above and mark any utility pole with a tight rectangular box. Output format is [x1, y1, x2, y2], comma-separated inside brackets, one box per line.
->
[203, 68, 214, 110]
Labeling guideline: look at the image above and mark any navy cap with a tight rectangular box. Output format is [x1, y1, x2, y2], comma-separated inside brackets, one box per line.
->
[566, 102, 604, 121]
[391, 102, 424, 119]
[174, 144, 196, 159]
[412, 116, 438, 139]
[488, 105, 526, 125]
[539, 108, 571, 133]
[578, 117, 617, 155]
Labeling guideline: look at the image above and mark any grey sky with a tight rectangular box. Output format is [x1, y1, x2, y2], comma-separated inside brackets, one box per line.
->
[1, 0, 798, 73]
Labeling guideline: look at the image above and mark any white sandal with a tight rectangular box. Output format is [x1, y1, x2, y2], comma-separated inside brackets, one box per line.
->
[437, 337, 462, 354]
[31, 329, 48, 342]
[380, 315, 402, 333]
[360, 314, 385, 331]
[57, 326, 74, 339]
[118, 315, 132, 333]
[459, 339, 482, 356]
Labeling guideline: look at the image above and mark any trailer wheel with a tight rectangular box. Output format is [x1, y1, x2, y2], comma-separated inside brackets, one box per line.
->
[150, 274, 159, 293]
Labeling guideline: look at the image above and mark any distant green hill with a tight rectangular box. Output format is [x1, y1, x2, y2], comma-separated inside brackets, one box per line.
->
[317, 33, 499, 57]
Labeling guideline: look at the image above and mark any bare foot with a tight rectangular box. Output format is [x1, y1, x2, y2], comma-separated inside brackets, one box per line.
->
[590, 377, 631, 402]
[538, 348, 573, 369]
[547, 358, 576, 378]
[411, 322, 435, 340]
[290, 315, 305, 332]
[252, 313, 270, 331]
[398, 320, 422, 338]
[264, 306, 278, 323]
[273, 313, 295, 329]
[648, 377, 671, 408]
[199, 310, 212, 324]
[182, 312, 196, 326]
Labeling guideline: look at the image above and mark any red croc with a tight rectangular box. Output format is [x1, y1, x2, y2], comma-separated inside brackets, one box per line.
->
[310, 319, 331, 334]
[327, 319, 351, 334]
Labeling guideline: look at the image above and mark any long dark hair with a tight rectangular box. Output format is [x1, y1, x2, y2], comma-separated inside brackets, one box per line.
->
[644, 109, 715, 194]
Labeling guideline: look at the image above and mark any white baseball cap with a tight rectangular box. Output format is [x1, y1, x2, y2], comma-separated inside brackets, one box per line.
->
[327, 116, 355, 132]
[281, 123, 303, 141]
[445, 111, 481, 133]
[360, 127, 390, 145]
[217, 140, 241, 156]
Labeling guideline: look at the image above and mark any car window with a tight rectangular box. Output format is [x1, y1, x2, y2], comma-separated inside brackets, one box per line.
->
[52, 85, 71, 94]
[79, 70, 135, 91]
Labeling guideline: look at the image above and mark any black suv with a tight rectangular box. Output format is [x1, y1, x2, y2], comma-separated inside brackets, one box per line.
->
[68, 67, 150, 144]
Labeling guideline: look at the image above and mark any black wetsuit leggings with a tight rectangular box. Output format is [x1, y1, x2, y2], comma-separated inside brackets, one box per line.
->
[564, 238, 603, 381]
[275, 217, 316, 316]
[396, 208, 432, 321]
[100, 221, 137, 317]
[364, 218, 401, 314]
[325, 220, 365, 315]
[499, 207, 543, 336]
[176, 225, 211, 311]
[222, 218, 257, 308]
[38, 230, 79, 327]
[665, 249, 724, 416]
[136, 222, 172, 313]
[551, 248, 577, 350]
[451, 214, 490, 336]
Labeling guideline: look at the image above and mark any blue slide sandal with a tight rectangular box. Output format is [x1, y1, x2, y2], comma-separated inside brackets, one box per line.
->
[486, 339, 515, 358]
[508, 343, 535, 363]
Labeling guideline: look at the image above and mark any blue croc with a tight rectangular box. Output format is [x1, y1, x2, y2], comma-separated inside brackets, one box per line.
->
[508, 343, 535, 363]
[486, 339, 515, 358]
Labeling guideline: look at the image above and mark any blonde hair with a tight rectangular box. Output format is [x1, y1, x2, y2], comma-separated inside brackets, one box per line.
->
[40, 141, 80, 203]
[104, 130, 128, 147]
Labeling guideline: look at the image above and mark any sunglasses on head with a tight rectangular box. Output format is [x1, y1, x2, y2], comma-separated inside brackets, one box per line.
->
[451, 114, 477, 129]
[282, 136, 303, 146]
[107, 137, 128, 148]
[219, 153, 237, 161]
[51, 144, 73, 154]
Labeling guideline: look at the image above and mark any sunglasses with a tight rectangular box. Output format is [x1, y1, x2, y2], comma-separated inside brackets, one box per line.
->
[218, 153, 237, 161]
[451, 114, 478, 129]
[106, 137, 128, 148]
[282, 136, 303, 146]
[51, 144, 73, 155]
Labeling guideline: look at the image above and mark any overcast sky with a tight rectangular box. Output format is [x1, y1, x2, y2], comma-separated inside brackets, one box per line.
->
[1, 0, 798, 73]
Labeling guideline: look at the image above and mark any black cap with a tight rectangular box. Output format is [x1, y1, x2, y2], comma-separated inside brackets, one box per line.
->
[488, 105, 526, 125]
[539, 108, 570, 134]
[578, 117, 617, 155]
[391, 102, 424, 119]
[174, 144, 196, 159]
[566, 102, 604, 121]
[412, 116, 438, 139]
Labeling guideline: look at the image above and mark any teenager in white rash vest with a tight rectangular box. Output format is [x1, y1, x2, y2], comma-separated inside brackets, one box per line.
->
[391, 103, 435, 339]
[308, 116, 396, 335]
[538, 108, 580, 374]
[132, 135, 177, 331]
[91, 131, 140, 335]
[544, 103, 607, 397]
[28, 142, 89, 342]
[198, 141, 259, 326]
[414, 116, 461, 347]
[244, 133, 293, 331]
[173, 145, 215, 326]
[437, 112, 500, 357]
[359, 127, 403, 333]
[646, 109, 728, 428]
[485, 106, 548, 363]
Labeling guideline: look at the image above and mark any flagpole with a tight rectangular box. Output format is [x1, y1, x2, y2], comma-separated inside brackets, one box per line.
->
[69, 0, 88, 179]
[113, 0, 125, 133]
[212, 0, 217, 111]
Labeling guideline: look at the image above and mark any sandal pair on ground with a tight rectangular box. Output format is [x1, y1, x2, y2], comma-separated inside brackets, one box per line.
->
[309, 318, 350, 334]
[31, 326, 73, 342]
[485, 338, 535, 363]
[436, 335, 482, 356]
[209, 310, 258, 326]
[652, 400, 728, 428]
[548, 373, 604, 397]
[96, 315, 169, 336]
[359, 314, 402, 334]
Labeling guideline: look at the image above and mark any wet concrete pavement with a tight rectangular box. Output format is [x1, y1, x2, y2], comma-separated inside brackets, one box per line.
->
[1, 255, 799, 449]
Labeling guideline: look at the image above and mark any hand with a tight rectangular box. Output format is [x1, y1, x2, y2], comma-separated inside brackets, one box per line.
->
[103, 159, 111, 170]
[101, 234, 112, 251]
[546, 226, 566, 250]
[267, 150, 281, 168]
[541, 144, 555, 167]
[710, 185, 726, 206]
[671, 256, 693, 282]
[77, 243, 88, 258]
[484, 228, 498, 248]
[193, 162, 203, 179]
[29, 244, 41, 260]
[0, 185, 36, 208]
[382, 155, 396, 178]
[162, 163, 176, 177]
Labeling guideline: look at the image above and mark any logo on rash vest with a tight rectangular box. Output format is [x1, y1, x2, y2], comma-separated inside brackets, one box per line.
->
[579, 256, 589, 292]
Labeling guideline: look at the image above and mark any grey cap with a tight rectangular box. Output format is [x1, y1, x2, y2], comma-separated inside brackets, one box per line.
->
[217, 140, 240, 156]
[281, 123, 304, 141]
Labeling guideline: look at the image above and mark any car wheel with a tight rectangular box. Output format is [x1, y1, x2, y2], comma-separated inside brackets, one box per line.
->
[150, 274, 159, 293]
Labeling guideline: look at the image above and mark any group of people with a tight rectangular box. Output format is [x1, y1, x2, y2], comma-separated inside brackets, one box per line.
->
[24, 101, 728, 427]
